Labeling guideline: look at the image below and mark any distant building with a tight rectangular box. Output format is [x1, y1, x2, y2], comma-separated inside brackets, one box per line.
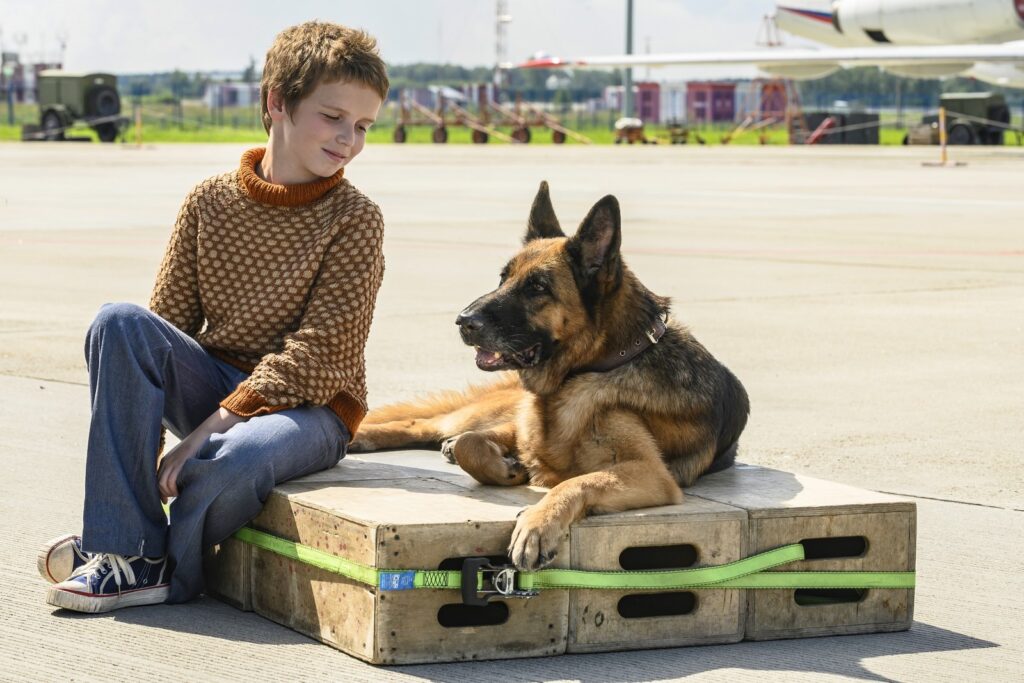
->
[203, 82, 260, 108]
[0, 52, 62, 104]
[602, 81, 662, 123]
[659, 82, 687, 123]
[686, 82, 736, 123]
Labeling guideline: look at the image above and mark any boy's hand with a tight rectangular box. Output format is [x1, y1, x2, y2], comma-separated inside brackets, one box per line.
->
[157, 407, 247, 503]
[157, 439, 202, 503]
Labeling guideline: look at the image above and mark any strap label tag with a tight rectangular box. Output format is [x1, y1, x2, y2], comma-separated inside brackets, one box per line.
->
[379, 571, 416, 591]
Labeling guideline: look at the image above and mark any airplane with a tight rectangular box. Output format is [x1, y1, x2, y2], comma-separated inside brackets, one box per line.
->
[518, 0, 1024, 88]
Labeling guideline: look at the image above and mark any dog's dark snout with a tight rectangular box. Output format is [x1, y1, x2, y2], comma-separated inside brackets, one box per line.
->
[456, 309, 484, 332]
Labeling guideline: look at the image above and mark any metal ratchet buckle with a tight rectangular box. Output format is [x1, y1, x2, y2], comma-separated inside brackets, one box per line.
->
[460, 557, 539, 606]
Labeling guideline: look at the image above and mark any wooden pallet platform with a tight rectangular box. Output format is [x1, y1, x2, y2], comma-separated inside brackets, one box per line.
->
[687, 463, 916, 640]
[206, 454, 916, 663]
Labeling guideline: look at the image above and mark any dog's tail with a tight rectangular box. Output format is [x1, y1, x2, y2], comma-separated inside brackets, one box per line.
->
[706, 366, 750, 476]
[705, 440, 737, 475]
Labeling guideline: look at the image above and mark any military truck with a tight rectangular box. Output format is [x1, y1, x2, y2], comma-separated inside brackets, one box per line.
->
[35, 71, 126, 142]
[904, 92, 1011, 146]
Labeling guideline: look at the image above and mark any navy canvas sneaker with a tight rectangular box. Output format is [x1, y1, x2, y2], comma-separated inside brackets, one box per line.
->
[37, 534, 91, 584]
[46, 553, 169, 613]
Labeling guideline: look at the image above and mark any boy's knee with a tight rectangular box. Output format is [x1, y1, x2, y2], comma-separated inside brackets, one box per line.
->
[89, 302, 151, 338]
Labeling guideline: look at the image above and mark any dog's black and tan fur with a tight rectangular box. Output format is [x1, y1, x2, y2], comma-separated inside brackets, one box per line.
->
[351, 182, 749, 571]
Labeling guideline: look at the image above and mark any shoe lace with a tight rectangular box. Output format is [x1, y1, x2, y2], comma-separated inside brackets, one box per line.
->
[69, 553, 137, 592]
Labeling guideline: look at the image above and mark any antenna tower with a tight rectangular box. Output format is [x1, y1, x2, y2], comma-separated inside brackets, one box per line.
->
[495, 0, 512, 88]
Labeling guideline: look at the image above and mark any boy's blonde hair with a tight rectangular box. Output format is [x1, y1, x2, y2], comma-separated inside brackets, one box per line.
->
[260, 21, 389, 133]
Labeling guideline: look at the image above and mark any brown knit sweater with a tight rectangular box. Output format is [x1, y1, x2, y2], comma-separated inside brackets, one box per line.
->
[149, 147, 384, 438]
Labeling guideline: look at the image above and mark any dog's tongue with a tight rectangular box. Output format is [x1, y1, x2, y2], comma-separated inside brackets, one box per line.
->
[475, 348, 503, 367]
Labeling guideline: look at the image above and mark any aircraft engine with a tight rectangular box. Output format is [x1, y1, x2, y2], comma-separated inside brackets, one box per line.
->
[758, 63, 841, 79]
[883, 63, 975, 78]
[833, 0, 1024, 46]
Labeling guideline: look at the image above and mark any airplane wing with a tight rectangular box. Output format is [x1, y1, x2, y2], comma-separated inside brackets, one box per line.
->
[518, 42, 1024, 80]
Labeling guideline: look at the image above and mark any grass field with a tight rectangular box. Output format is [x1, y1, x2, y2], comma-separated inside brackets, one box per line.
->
[2, 100, 1021, 146]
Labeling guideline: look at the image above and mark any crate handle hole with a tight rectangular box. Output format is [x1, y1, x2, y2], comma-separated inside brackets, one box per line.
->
[617, 592, 697, 619]
[619, 543, 698, 570]
[437, 601, 510, 628]
[794, 588, 868, 607]
[800, 536, 868, 560]
[436, 554, 508, 570]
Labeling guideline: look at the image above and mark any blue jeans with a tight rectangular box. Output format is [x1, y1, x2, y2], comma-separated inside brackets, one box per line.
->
[82, 303, 348, 602]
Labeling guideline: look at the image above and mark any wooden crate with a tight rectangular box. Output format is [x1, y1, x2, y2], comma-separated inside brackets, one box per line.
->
[568, 497, 748, 653]
[207, 458, 569, 665]
[687, 463, 916, 640]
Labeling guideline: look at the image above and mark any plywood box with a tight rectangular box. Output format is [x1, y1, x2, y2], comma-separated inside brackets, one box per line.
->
[208, 453, 917, 661]
[208, 458, 569, 665]
[568, 497, 748, 653]
[687, 463, 916, 640]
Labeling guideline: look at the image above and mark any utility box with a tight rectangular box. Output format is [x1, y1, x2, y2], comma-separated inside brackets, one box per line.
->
[804, 111, 880, 144]
[34, 70, 126, 142]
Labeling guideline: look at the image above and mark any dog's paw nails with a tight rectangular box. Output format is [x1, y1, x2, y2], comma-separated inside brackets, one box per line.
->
[440, 436, 458, 464]
[509, 508, 563, 571]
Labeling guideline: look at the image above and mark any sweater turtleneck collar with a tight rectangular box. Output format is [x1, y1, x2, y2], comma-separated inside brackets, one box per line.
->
[237, 147, 345, 207]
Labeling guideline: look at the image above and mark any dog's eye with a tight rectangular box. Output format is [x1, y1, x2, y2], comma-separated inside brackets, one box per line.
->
[530, 280, 549, 294]
[499, 268, 510, 284]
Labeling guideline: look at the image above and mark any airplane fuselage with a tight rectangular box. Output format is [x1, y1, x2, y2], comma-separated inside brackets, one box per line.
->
[776, 0, 1024, 84]
[777, 0, 1024, 46]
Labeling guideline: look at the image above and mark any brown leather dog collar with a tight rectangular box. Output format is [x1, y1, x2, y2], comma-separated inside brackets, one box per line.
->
[573, 315, 668, 375]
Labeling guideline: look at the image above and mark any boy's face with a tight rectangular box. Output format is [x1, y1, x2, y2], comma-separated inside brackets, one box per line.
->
[268, 79, 382, 181]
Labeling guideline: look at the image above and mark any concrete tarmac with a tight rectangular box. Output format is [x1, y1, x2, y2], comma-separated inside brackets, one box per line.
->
[1, 142, 1021, 681]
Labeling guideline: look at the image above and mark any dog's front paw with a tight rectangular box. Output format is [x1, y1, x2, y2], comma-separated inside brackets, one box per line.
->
[508, 505, 566, 571]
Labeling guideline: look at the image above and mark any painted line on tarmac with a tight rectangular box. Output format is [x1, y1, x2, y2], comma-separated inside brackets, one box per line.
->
[874, 489, 1023, 513]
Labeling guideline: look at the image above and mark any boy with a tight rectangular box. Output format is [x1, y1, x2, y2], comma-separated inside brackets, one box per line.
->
[37, 21, 388, 613]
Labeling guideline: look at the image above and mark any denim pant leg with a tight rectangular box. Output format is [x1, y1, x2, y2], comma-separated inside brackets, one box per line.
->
[82, 302, 236, 558]
[166, 407, 348, 602]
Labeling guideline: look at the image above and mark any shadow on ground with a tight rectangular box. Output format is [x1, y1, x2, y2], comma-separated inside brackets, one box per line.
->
[392, 622, 996, 683]
[54, 603, 995, 683]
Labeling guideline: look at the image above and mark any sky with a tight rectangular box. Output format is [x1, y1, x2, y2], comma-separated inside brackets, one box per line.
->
[0, 0, 797, 79]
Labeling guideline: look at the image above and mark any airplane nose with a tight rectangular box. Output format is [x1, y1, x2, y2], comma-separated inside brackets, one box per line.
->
[456, 309, 484, 332]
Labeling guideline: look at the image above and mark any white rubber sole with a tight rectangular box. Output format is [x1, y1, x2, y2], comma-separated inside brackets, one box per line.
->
[37, 534, 80, 584]
[46, 583, 170, 613]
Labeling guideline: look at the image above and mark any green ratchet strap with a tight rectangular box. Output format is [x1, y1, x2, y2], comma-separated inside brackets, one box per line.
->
[232, 526, 914, 603]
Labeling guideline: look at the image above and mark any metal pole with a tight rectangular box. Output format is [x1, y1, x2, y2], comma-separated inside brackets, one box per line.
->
[938, 106, 947, 165]
[623, 0, 634, 119]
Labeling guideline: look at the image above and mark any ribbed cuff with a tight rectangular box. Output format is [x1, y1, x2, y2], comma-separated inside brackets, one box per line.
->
[221, 383, 366, 442]
[220, 383, 286, 418]
[329, 391, 367, 442]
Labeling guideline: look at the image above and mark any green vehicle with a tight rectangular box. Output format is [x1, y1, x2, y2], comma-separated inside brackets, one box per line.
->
[37, 70, 126, 142]
[904, 92, 1011, 146]
[940, 92, 1010, 145]
[909, 92, 1011, 146]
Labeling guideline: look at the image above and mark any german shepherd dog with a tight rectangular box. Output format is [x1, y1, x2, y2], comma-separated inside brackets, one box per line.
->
[350, 182, 749, 571]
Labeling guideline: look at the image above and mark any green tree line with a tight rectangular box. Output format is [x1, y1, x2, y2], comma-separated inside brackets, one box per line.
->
[115, 63, 623, 103]
[798, 67, 1024, 109]
[115, 63, 1023, 111]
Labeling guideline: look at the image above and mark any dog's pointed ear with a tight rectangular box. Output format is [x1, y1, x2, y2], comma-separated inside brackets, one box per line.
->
[567, 195, 621, 278]
[523, 181, 565, 243]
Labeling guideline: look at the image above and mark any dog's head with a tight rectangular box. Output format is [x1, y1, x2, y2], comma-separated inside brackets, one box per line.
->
[456, 181, 624, 375]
